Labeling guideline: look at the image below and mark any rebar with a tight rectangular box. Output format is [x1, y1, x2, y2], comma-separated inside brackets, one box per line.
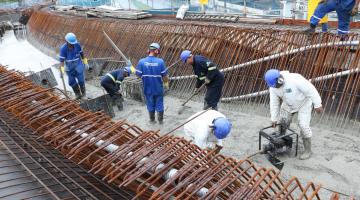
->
[0, 65, 353, 199]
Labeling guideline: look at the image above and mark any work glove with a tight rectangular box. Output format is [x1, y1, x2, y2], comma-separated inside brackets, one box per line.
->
[163, 81, 169, 90]
[350, 6, 358, 16]
[82, 58, 93, 72]
[314, 106, 324, 113]
[271, 121, 277, 128]
[214, 144, 223, 154]
[204, 78, 211, 85]
[59, 65, 65, 78]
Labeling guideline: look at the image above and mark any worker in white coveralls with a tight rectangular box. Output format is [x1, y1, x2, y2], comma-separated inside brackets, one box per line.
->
[184, 110, 232, 153]
[264, 69, 323, 160]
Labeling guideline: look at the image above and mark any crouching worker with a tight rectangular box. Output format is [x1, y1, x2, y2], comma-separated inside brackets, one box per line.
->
[264, 69, 323, 160]
[184, 110, 232, 153]
[101, 66, 134, 111]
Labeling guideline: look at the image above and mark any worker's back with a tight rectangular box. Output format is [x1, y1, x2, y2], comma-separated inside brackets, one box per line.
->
[184, 110, 225, 149]
[136, 55, 166, 95]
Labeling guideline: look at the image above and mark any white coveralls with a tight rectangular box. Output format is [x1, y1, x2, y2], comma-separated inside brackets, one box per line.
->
[184, 110, 225, 149]
[270, 71, 322, 138]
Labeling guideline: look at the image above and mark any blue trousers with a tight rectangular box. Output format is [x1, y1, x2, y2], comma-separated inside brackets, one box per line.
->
[101, 76, 120, 97]
[66, 63, 85, 87]
[145, 94, 164, 112]
[310, 0, 355, 34]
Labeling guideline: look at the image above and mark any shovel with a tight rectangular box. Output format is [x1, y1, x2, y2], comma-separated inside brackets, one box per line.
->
[177, 83, 206, 114]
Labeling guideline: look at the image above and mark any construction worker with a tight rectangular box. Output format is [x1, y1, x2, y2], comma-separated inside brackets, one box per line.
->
[101, 66, 134, 111]
[59, 32, 91, 100]
[184, 110, 232, 153]
[305, 0, 360, 36]
[264, 69, 323, 160]
[180, 50, 224, 110]
[136, 43, 169, 124]
[307, 0, 329, 32]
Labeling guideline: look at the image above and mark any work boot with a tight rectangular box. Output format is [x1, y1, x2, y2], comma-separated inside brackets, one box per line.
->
[149, 112, 156, 124]
[304, 24, 316, 34]
[158, 112, 164, 124]
[72, 85, 82, 100]
[116, 95, 124, 111]
[299, 137, 312, 160]
[80, 84, 86, 98]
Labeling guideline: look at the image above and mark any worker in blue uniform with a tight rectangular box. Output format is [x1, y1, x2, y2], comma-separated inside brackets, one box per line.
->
[101, 66, 134, 111]
[305, 0, 360, 36]
[136, 43, 169, 124]
[59, 32, 92, 100]
[180, 50, 225, 110]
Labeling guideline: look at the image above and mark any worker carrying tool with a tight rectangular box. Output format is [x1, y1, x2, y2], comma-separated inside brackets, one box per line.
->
[101, 66, 135, 111]
[305, 0, 360, 36]
[264, 69, 323, 160]
[184, 110, 232, 153]
[58, 32, 92, 100]
[136, 43, 169, 124]
[180, 50, 225, 110]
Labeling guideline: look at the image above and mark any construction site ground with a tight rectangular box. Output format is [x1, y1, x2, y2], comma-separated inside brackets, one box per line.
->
[1, 25, 360, 198]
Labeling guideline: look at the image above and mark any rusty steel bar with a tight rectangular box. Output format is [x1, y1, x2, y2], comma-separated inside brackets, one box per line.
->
[0, 65, 352, 199]
[25, 10, 360, 131]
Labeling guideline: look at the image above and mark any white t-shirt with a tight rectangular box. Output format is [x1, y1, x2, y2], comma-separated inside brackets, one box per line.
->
[183, 110, 225, 149]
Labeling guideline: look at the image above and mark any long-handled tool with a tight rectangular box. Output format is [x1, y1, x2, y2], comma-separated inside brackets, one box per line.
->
[178, 83, 206, 114]
[102, 29, 132, 65]
[59, 65, 68, 98]
[166, 58, 182, 71]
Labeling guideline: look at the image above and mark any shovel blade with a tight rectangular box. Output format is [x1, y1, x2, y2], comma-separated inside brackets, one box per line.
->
[265, 154, 284, 170]
[178, 105, 191, 114]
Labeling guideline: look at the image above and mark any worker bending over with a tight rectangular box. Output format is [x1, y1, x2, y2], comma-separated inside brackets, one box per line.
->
[264, 69, 323, 160]
[136, 43, 169, 124]
[180, 50, 225, 110]
[306, 0, 360, 36]
[58, 32, 91, 100]
[184, 110, 231, 153]
[101, 66, 134, 111]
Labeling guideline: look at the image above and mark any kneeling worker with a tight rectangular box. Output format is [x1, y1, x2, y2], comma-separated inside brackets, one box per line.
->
[101, 66, 134, 111]
[264, 69, 323, 160]
[184, 110, 232, 153]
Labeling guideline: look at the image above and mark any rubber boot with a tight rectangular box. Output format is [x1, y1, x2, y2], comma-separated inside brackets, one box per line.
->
[149, 112, 156, 124]
[304, 24, 316, 34]
[72, 85, 82, 100]
[116, 95, 124, 111]
[299, 137, 312, 160]
[158, 112, 164, 124]
[80, 84, 86, 99]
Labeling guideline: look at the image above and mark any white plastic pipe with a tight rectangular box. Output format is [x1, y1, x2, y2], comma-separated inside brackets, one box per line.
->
[170, 40, 359, 81]
[61, 121, 209, 197]
[221, 68, 360, 102]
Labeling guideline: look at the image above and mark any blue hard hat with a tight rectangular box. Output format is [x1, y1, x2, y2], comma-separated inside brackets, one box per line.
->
[149, 43, 160, 50]
[180, 50, 192, 63]
[213, 117, 232, 139]
[65, 32, 77, 45]
[264, 69, 280, 88]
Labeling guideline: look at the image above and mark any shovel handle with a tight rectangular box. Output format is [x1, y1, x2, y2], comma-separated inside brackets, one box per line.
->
[181, 84, 206, 106]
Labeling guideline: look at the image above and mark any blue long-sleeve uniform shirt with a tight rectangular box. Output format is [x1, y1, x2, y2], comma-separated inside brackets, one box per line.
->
[106, 69, 126, 84]
[59, 43, 84, 72]
[192, 55, 222, 88]
[136, 56, 168, 95]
